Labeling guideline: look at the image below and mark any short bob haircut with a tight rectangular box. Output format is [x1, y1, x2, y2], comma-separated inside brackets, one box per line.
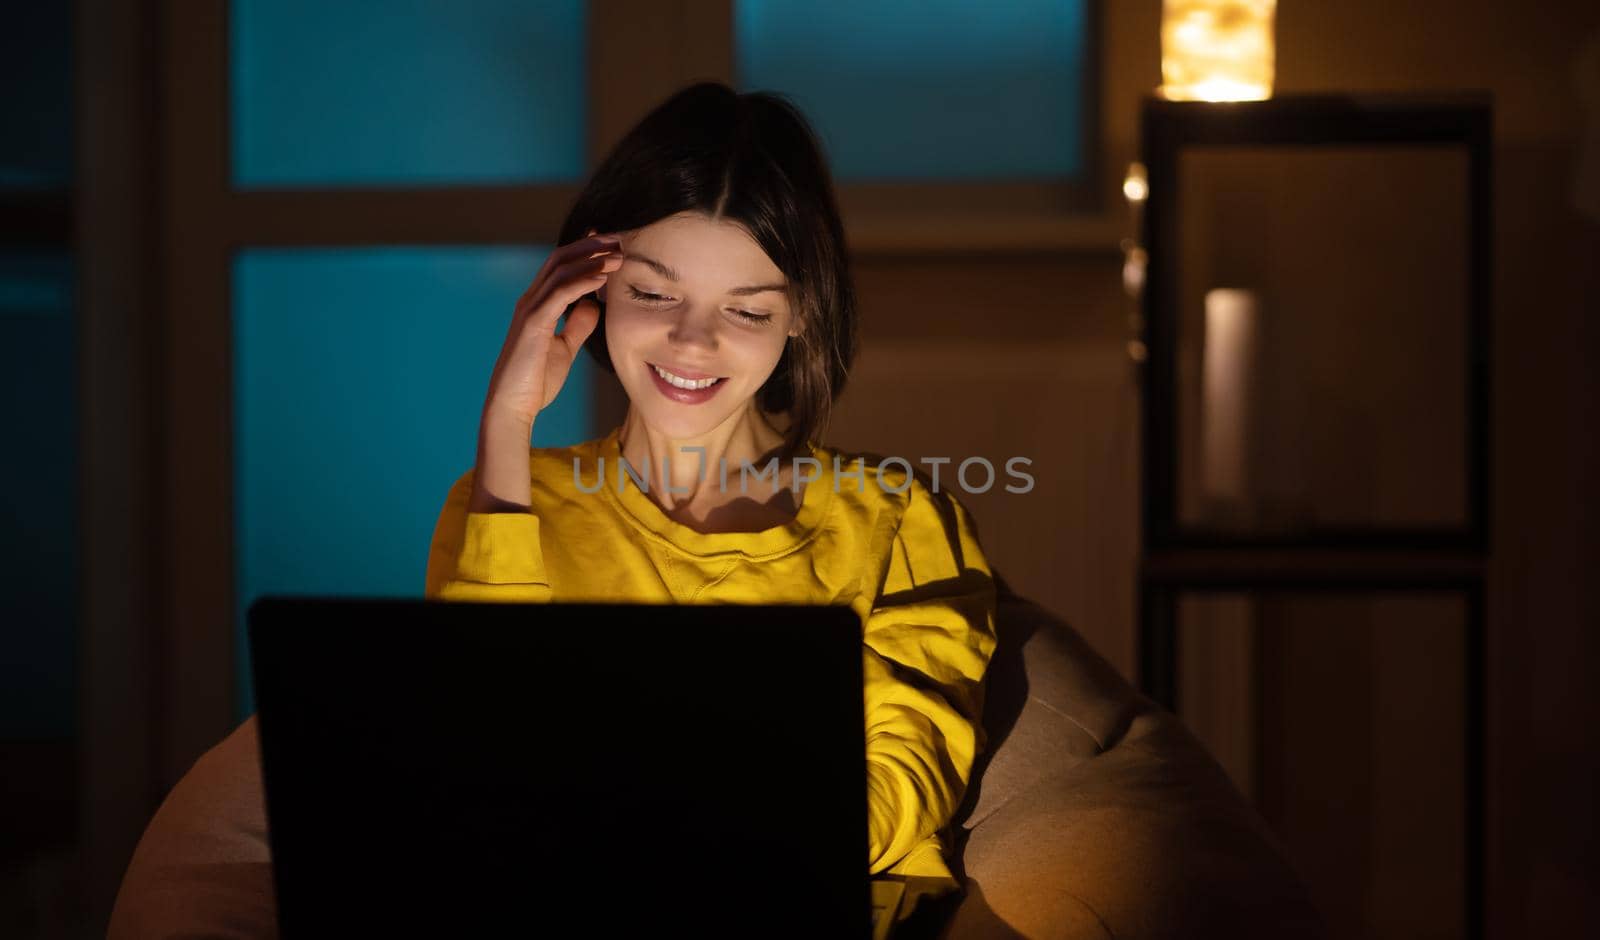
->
[557, 81, 859, 460]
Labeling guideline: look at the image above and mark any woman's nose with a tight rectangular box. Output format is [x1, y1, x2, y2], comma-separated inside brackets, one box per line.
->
[666, 305, 719, 351]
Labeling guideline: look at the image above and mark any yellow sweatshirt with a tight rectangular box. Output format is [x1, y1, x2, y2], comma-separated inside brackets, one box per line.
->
[423, 425, 998, 902]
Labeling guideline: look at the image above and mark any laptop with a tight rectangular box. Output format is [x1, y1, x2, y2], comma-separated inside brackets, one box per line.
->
[248, 596, 892, 938]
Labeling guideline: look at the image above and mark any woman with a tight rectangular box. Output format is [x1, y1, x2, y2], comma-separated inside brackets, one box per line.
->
[423, 81, 999, 932]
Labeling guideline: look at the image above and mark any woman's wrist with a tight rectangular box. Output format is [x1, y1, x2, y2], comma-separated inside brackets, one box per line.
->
[470, 409, 536, 513]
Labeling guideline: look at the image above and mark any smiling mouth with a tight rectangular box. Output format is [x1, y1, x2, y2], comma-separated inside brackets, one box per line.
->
[648, 362, 727, 390]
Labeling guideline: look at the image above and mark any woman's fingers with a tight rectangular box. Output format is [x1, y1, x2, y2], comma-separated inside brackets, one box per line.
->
[550, 232, 624, 270]
[522, 252, 621, 332]
[482, 231, 624, 422]
[533, 296, 602, 414]
[557, 296, 602, 352]
[514, 233, 623, 309]
[531, 243, 622, 302]
[517, 239, 618, 308]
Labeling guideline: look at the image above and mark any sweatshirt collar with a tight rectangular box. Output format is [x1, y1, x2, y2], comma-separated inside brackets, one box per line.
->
[595, 425, 834, 558]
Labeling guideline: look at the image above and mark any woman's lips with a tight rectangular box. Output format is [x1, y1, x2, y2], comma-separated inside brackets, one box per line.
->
[646, 362, 728, 404]
[648, 361, 717, 380]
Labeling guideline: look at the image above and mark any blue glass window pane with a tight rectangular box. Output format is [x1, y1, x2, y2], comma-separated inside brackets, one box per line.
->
[231, 1, 587, 187]
[0, 5, 73, 187]
[0, 252, 76, 737]
[233, 247, 594, 715]
[735, 0, 1089, 182]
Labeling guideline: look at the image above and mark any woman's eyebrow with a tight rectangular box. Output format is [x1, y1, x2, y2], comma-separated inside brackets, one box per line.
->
[624, 253, 680, 281]
[624, 253, 786, 296]
[727, 282, 787, 297]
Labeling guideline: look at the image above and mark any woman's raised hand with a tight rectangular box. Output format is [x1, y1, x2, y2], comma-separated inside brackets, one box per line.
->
[470, 232, 622, 512]
[485, 232, 621, 426]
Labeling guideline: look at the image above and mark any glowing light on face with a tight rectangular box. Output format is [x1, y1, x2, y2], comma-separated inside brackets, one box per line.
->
[601, 212, 798, 439]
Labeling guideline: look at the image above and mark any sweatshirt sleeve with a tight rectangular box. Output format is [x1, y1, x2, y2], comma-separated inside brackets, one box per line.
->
[862, 479, 998, 876]
[424, 467, 554, 603]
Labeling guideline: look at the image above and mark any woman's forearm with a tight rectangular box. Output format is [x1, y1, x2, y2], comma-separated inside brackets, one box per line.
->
[468, 406, 536, 513]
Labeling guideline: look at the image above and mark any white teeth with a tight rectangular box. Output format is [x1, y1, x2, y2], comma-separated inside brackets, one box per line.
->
[652, 365, 721, 390]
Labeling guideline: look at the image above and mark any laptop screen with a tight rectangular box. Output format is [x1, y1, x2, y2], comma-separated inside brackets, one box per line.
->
[249, 596, 869, 938]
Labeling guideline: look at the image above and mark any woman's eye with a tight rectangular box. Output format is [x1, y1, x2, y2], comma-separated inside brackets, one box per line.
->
[628, 285, 771, 325]
[627, 286, 672, 304]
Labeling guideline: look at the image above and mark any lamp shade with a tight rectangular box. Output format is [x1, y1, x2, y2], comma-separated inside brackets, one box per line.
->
[1160, 0, 1276, 102]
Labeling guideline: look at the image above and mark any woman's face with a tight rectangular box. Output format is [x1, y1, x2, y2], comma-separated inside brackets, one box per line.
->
[601, 211, 798, 440]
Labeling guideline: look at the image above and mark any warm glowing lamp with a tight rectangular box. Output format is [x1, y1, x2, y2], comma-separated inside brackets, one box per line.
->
[1160, 0, 1276, 101]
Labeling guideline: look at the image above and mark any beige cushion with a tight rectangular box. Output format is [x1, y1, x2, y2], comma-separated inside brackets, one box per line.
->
[929, 577, 1327, 940]
[107, 714, 277, 939]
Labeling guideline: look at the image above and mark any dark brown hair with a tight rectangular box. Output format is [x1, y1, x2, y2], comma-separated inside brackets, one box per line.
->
[557, 81, 859, 459]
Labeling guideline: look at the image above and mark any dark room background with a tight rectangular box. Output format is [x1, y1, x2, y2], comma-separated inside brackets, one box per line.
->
[1, 2, 1595, 938]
